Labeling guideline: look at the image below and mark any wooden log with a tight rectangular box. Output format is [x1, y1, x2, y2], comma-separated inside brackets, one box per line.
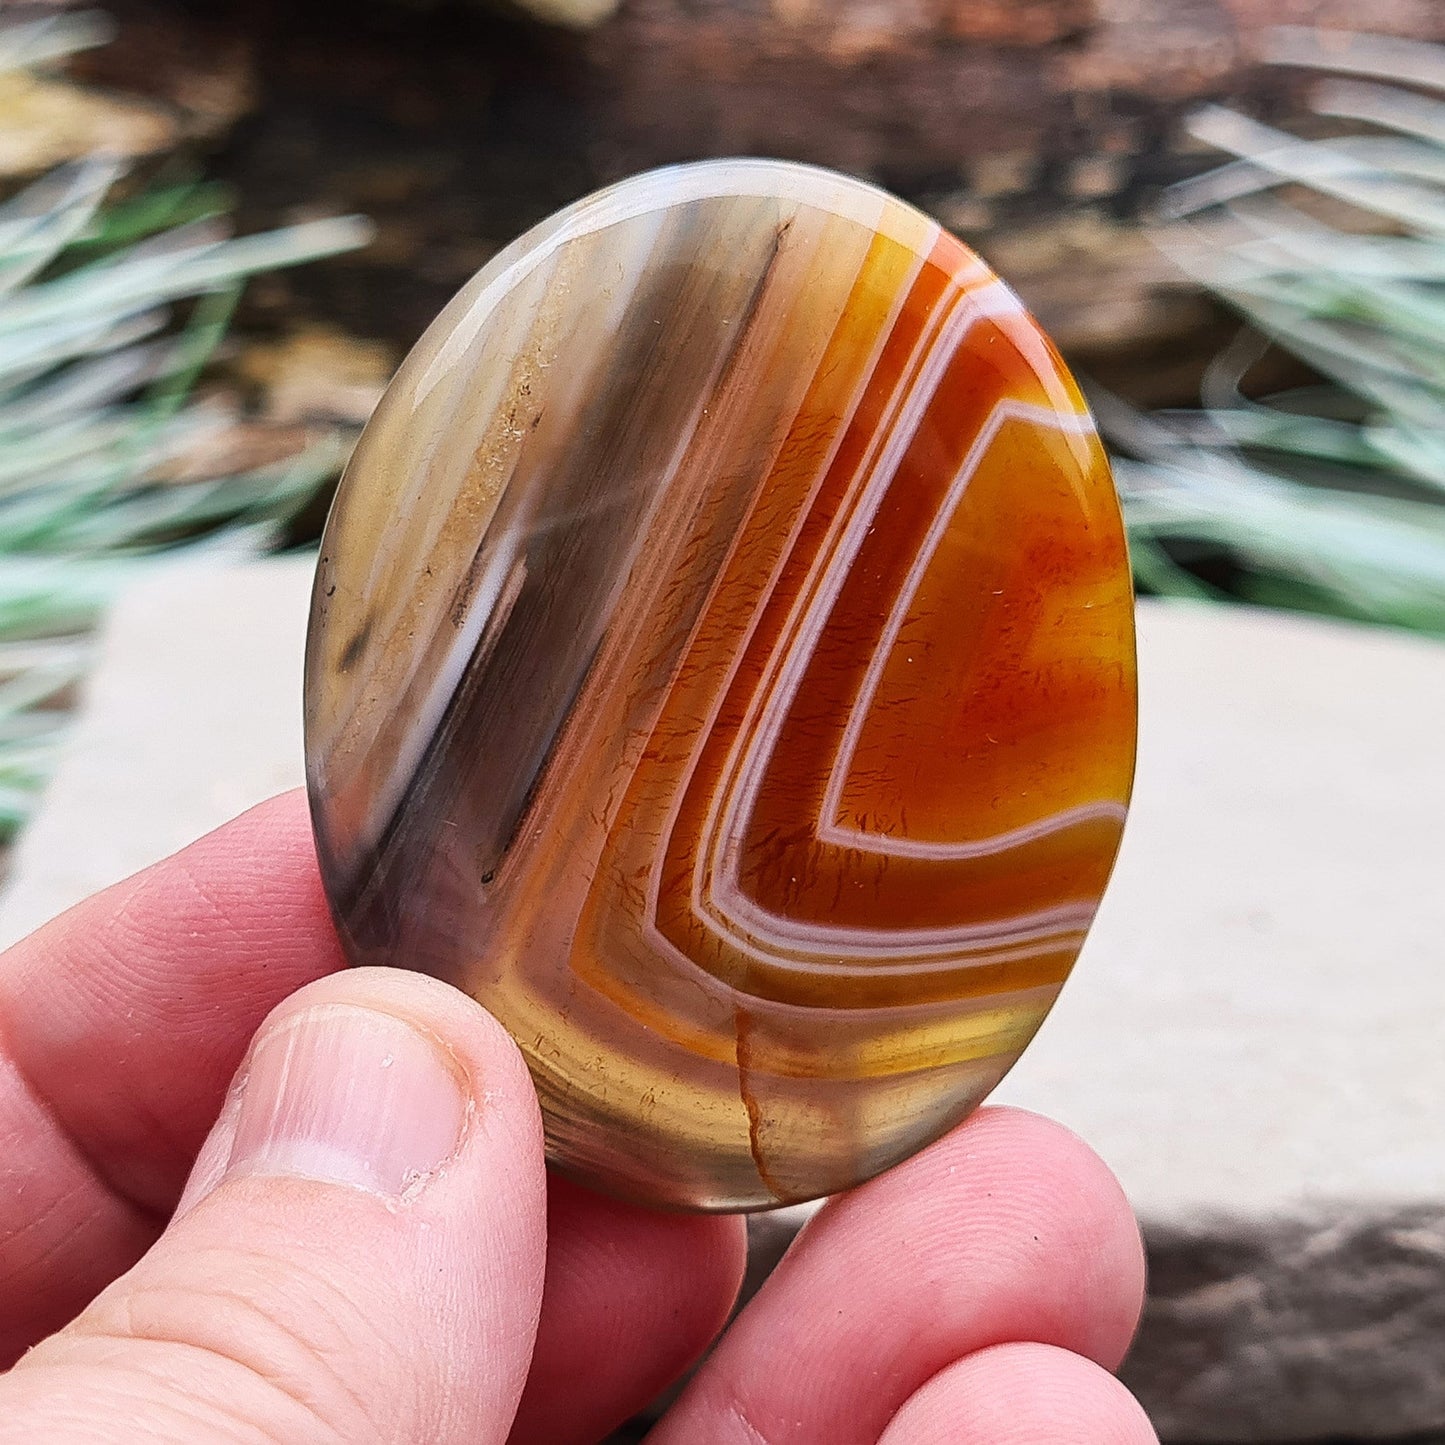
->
[587, 1, 1445, 186]
[581, 1, 1445, 384]
[82, 0, 1445, 401]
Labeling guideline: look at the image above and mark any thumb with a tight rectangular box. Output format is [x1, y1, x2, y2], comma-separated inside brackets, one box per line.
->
[0, 968, 548, 1444]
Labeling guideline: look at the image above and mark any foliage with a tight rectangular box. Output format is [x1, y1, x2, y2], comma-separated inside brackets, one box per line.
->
[1112, 28, 1445, 636]
[0, 8, 369, 836]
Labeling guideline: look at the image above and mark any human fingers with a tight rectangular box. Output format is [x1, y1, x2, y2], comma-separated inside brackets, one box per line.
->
[878, 1342, 1158, 1443]
[507, 1176, 746, 1444]
[648, 1107, 1145, 1445]
[0, 789, 345, 1361]
[0, 783, 746, 1436]
[0, 967, 547, 1444]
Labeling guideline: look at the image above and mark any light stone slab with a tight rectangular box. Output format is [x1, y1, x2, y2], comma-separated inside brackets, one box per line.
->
[994, 601, 1445, 1441]
[2, 563, 1444, 1440]
[0, 557, 313, 947]
[1000, 602, 1445, 1219]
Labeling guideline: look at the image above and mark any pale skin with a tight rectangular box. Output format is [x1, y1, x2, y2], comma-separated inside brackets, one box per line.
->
[0, 791, 1158, 1443]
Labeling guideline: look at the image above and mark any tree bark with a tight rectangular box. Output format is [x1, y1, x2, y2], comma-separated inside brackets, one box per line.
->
[84, 0, 1445, 401]
[582, 1, 1445, 382]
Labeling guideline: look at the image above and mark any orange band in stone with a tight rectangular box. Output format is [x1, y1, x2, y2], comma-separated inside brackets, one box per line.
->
[306, 161, 1136, 1209]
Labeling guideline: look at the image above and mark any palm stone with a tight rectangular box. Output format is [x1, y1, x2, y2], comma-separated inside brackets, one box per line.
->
[304, 159, 1137, 1211]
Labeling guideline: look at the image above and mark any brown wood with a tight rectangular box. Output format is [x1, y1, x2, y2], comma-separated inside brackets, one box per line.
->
[81, 0, 1445, 402]
[582, 0, 1444, 385]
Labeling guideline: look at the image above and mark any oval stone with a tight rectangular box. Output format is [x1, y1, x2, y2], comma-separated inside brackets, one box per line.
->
[304, 160, 1137, 1210]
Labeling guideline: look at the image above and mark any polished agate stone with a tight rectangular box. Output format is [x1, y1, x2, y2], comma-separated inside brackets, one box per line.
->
[304, 160, 1136, 1211]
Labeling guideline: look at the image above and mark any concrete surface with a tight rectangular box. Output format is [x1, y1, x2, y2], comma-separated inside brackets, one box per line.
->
[2, 562, 1443, 1440]
[994, 601, 1445, 1440]
[0, 556, 313, 946]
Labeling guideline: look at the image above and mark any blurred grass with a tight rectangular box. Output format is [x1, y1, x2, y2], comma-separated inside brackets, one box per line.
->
[0, 8, 369, 838]
[1109, 28, 1445, 637]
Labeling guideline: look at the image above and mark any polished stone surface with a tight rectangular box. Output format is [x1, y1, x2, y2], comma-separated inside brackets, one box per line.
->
[304, 160, 1136, 1209]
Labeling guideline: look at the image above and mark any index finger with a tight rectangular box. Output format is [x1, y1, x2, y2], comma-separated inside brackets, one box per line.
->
[0, 789, 345, 1359]
[0, 790, 749, 1437]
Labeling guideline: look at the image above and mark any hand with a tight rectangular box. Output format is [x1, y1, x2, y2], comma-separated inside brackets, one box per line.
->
[0, 792, 1155, 1443]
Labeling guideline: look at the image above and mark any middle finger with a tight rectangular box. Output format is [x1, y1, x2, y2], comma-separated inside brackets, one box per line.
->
[647, 1107, 1145, 1445]
[509, 1174, 746, 1444]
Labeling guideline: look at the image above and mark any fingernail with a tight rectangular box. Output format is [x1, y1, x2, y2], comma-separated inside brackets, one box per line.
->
[215, 1003, 468, 1200]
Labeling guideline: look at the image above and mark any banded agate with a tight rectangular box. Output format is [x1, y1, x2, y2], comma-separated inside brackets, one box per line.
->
[304, 160, 1136, 1210]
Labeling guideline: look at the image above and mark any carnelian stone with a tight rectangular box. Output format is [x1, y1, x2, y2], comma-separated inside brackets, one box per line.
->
[304, 160, 1136, 1210]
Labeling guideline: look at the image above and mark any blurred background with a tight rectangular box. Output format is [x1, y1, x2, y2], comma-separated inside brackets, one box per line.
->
[0, 2, 1443, 1441]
